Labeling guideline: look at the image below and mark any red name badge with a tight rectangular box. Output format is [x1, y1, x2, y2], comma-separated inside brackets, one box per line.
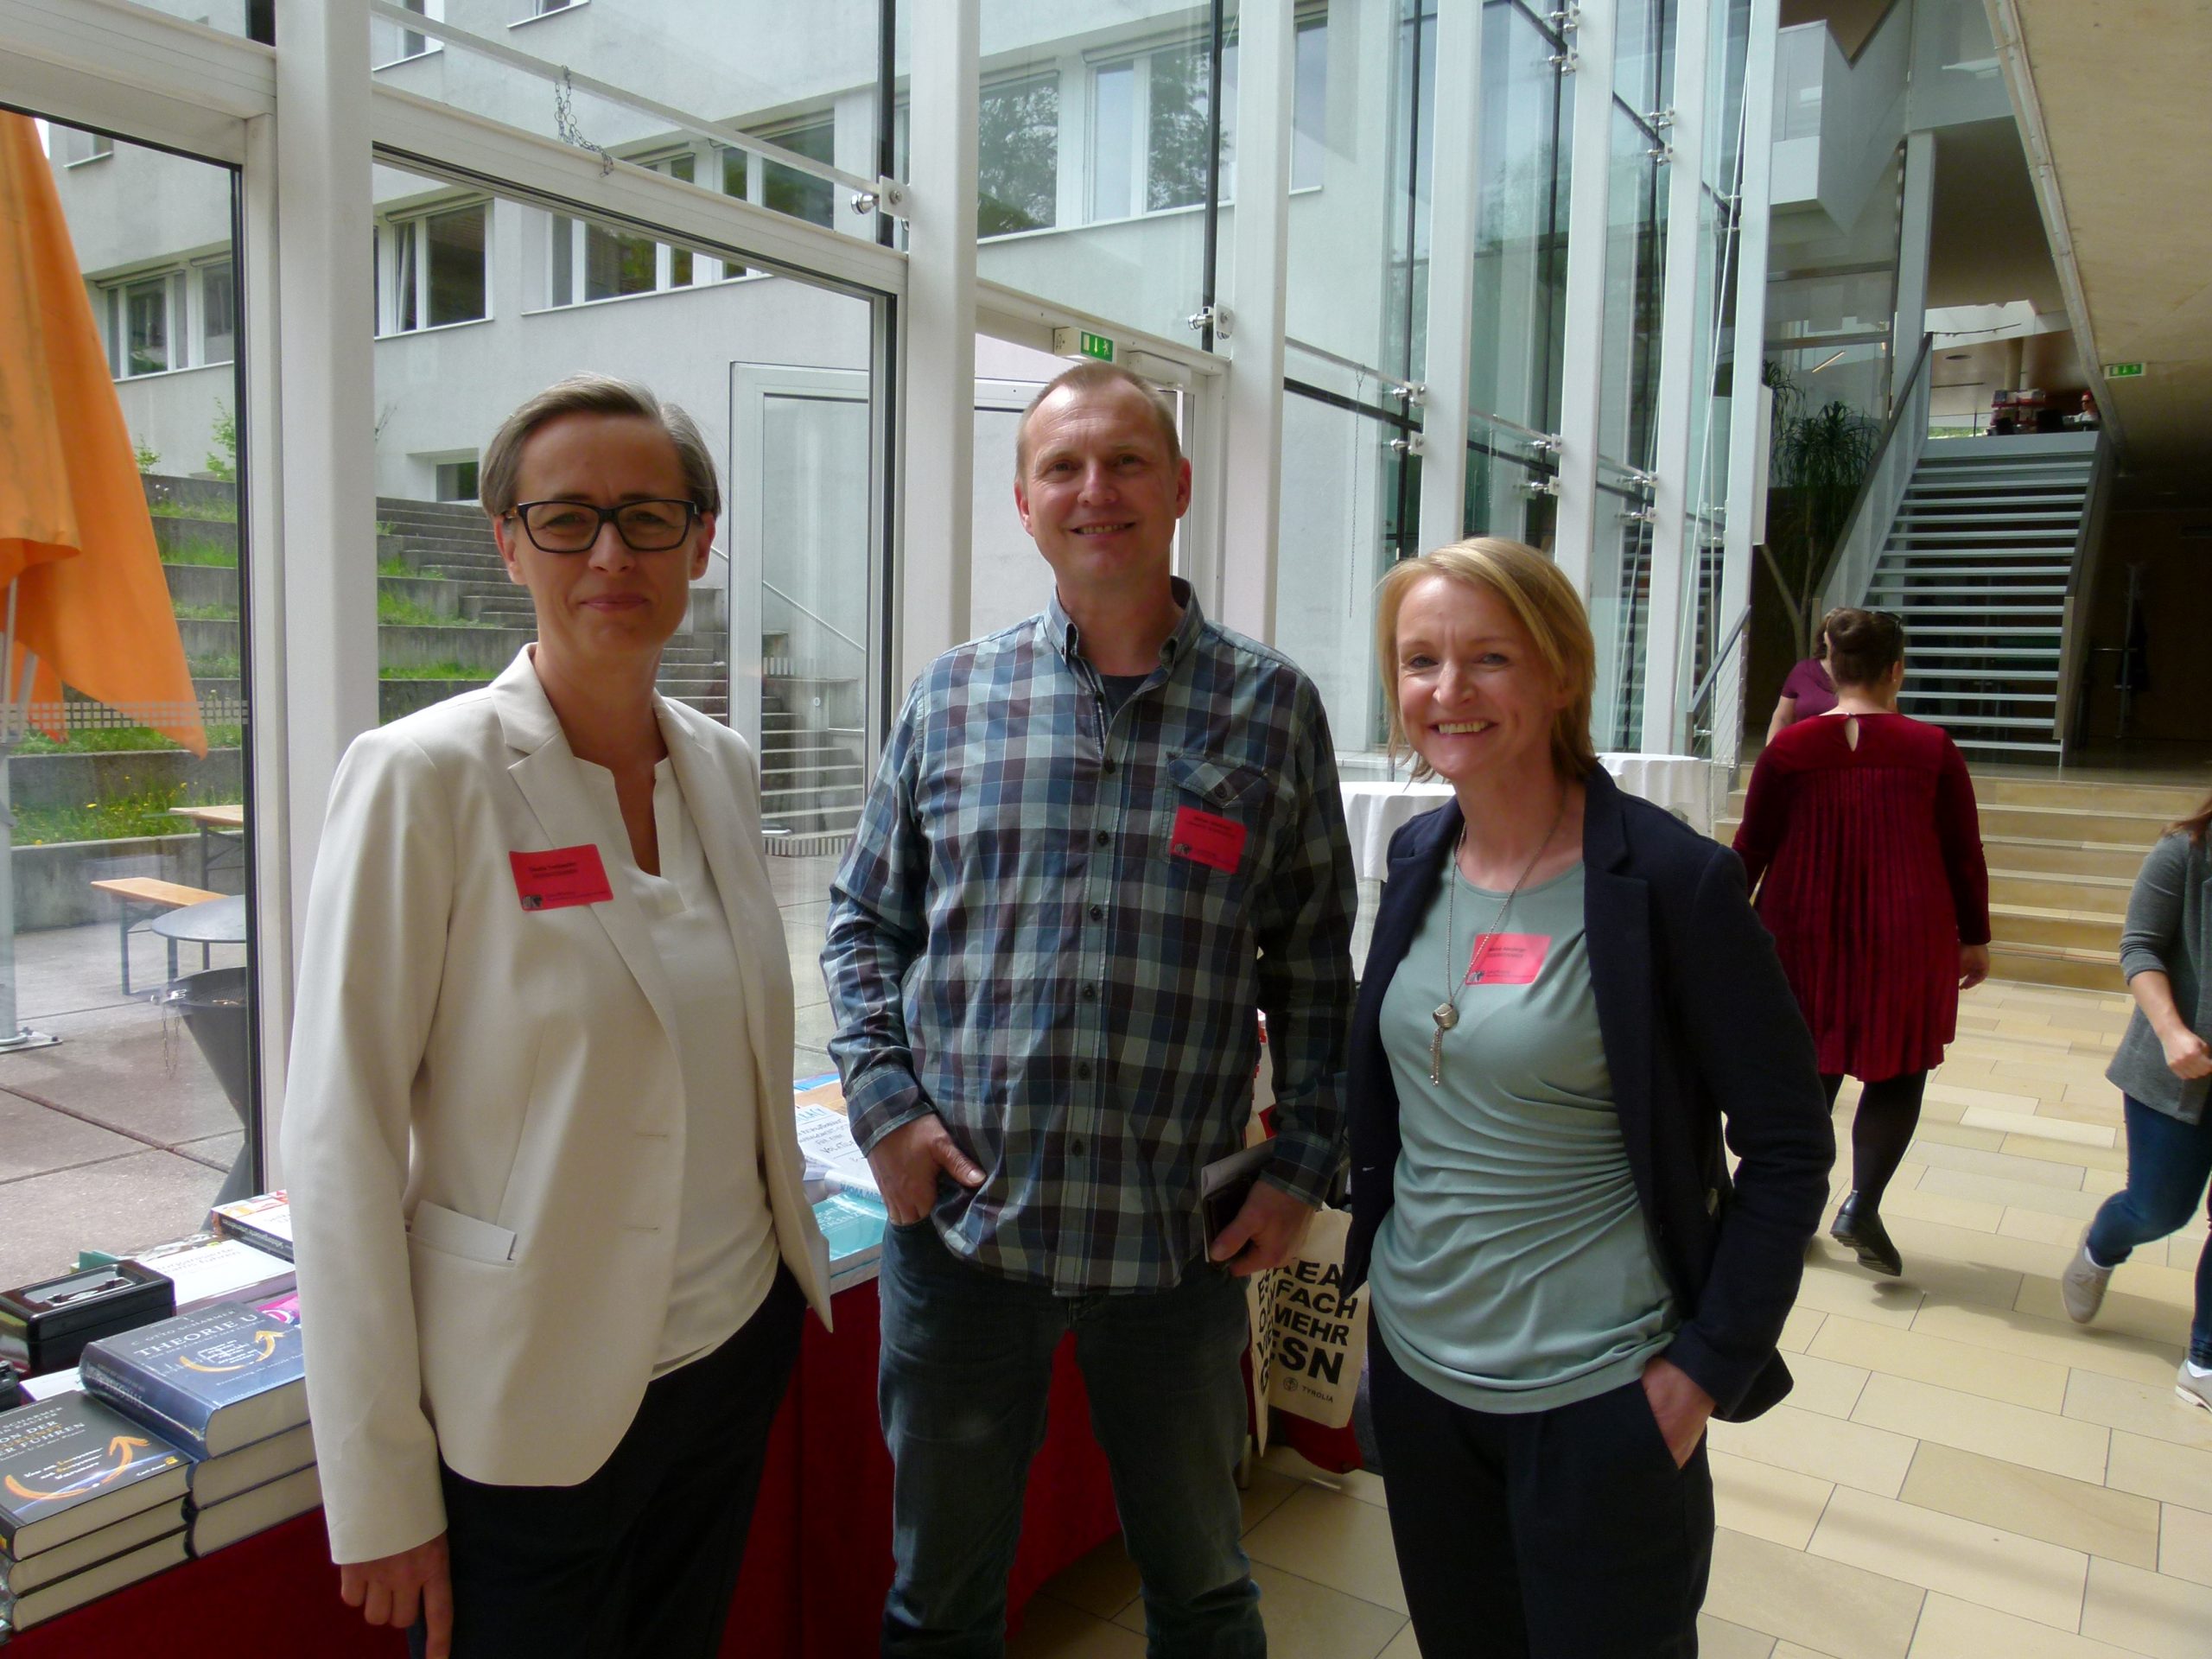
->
[509, 845, 613, 912]
[1465, 932, 1551, 986]
[1170, 805, 1248, 874]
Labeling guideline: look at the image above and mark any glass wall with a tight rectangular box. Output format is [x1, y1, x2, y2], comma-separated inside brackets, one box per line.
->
[1592, 2, 1675, 750]
[362, 156, 887, 1080]
[3, 119, 259, 1286]
[1465, 0, 1575, 546]
[369, 0, 893, 245]
[974, 3, 1238, 349]
[1270, 0, 1437, 770]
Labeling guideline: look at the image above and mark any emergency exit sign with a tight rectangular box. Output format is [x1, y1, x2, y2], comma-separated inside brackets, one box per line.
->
[2104, 362, 2145, 378]
[1052, 327, 1116, 362]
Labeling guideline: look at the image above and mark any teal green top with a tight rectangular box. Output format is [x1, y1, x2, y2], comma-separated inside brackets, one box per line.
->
[1369, 861, 1677, 1414]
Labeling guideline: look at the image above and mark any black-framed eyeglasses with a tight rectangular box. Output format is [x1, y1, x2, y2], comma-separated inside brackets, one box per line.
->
[506, 499, 701, 553]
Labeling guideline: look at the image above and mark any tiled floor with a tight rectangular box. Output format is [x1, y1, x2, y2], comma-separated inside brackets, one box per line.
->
[1014, 980, 2212, 1659]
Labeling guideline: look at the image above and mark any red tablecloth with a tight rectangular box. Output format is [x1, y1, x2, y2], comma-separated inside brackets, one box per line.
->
[10, 1279, 1122, 1658]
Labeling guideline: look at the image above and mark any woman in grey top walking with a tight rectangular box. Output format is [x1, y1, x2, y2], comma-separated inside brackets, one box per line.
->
[2063, 787, 2212, 1412]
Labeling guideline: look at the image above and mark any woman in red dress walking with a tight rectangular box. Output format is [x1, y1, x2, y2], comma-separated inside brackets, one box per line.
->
[1733, 608, 1992, 1276]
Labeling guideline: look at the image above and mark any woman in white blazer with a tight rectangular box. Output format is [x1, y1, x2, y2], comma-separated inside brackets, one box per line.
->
[283, 374, 832, 1659]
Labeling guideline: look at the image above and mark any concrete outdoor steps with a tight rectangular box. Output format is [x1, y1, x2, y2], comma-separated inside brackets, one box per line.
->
[1714, 771, 2200, 992]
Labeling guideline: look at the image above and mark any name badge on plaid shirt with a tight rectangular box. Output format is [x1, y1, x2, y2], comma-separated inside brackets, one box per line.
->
[1171, 806, 1247, 873]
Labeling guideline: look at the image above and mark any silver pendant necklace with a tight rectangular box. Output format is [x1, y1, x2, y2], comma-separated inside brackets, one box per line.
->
[1427, 792, 1570, 1086]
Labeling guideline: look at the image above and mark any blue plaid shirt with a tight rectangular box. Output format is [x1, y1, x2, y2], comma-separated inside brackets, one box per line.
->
[823, 581, 1357, 1294]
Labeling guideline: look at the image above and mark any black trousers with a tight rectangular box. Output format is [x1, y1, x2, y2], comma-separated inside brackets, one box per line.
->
[1368, 1331, 1714, 1659]
[410, 1267, 804, 1659]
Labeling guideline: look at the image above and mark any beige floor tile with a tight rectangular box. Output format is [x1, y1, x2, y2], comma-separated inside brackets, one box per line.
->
[1880, 1182, 2006, 1232]
[2081, 1555, 2212, 1659]
[2063, 1369, 2212, 1452]
[1810, 1313, 2069, 1411]
[1039, 1539, 1141, 1620]
[1904, 1138, 2088, 1188]
[2159, 1503, 2212, 1589]
[1241, 1486, 1408, 1615]
[1809, 1230, 2025, 1311]
[1770, 1646, 1837, 1659]
[1376, 1624, 1421, 1659]
[1898, 1441, 2160, 1568]
[1707, 1404, 1918, 1497]
[1783, 1351, 1873, 1418]
[2000, 1207, 2090, 1246]
[2108, 1432, 2212, 1512]
[1910, 1120, 2012, 1154]
[1010, 1595, 1149, 1659]
[1907, 1300, 2181, 1390]
[1112, 1563, 1403, 1658]
[1917, 1168, 2103, 1221]
[2018, 1275, 2202, 1342]
[1777, 1305, 1827, 1354]
[1807, 1485, 2088, 1630]
[1904, 1591, 2148, 1658]
[1703, 1527, 1924, 1659]
[1700, 1614, 1781, 1658]
[1712, 1449, 1835, 1550]
[1961, 1106, 2116, 1148]
[1239, 1465, 1305, 1531]
[1877, 1214, 2086, 1296]
[2165, 1230, 2208, 1272]
[1851, 1372, 2110, 1484]
[2082, 1166, 2128, 1199]
[2000, 1136, 2129, 1174]
[1251, 1450, 1378, 1516]
[1790, 1262, 1927, 1328]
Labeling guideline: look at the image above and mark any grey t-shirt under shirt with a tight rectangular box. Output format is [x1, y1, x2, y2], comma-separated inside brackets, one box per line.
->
[1370, 861, 1677, 1414]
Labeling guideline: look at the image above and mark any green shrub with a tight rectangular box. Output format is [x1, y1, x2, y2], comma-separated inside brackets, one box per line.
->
[188, 654, 241, 679]
[378, 661, 486, 680]
[204, 402, 238, 482]
[173, 601, 238, 621]
[164, 536, 238, 569]
[11, 723, 244, 754]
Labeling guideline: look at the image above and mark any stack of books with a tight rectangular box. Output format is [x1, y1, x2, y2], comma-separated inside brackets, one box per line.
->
[207, 1192, 294, 1262]
[0, 1391, 192, 1632]
[119, 1232, 295, 1314]
[814, 1190, 890, 1292]
[78, 1302, 319, 1558]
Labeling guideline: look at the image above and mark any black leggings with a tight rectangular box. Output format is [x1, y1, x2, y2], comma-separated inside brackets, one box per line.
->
[1821, 1070, 1929, 1209]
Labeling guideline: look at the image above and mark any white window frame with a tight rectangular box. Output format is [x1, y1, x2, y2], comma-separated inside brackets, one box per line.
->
[107, 267, 190, 378]
[57, 125, 113, 166]
[373, 0, 444, 70]
[511, 0, 587, 24]
[196, 254, 238, 365]
[377, 196, 491, 335]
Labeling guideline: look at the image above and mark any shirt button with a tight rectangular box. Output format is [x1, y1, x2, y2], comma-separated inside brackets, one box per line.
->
[1095, 830, 1110, 847]
[1081, 983, 1097, 1001]
[1071, 1138, 1086, 1157]
[1102, 758, 1117, 775]
[1075, 1061, 1092, 1080]
[1088, 904, 1104, 920]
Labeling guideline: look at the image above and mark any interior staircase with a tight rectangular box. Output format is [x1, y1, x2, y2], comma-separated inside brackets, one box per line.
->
[1718, 769, 2201, 992]
[1860, 433, 2098, 762]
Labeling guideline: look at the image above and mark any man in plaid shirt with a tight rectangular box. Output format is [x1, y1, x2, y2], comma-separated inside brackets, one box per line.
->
[823, 362, 1355, 1656]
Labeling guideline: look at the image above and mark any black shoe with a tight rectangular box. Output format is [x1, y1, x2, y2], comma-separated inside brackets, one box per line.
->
[1830, 1193, 1903, 1277]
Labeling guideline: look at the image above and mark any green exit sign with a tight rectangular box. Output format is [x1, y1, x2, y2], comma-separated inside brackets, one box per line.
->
[1052, 327, 1116, 363]
[2104, 362, 2145, 378]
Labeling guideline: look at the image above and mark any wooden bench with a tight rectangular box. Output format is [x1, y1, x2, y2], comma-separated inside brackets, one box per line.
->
[89, 877, 224, 995]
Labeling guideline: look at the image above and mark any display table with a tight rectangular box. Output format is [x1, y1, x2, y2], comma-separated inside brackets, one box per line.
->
[8, 1278, 1121, 1659]
[1341, 752, 1719, 881]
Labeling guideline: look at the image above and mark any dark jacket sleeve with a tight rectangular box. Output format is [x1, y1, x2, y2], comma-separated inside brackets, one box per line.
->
[1661, 846, 1834, 1414]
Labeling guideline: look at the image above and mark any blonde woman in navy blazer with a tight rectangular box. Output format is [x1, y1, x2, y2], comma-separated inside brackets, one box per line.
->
[1341, 539, 1830, 1658]
[285, 377, 831, 1659]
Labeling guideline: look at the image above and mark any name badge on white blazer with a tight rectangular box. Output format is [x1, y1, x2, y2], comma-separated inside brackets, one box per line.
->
[508, 845, 613, 912]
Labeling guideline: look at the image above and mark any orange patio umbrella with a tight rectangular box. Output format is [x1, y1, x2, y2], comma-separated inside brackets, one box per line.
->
[0, 111, 207, 756]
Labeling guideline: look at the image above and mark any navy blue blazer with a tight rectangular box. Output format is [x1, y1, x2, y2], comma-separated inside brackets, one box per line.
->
[1343, 769, 1832, 1421]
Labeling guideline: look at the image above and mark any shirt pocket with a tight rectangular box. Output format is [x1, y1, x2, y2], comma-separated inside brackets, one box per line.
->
[1162, 752, 1276, 886]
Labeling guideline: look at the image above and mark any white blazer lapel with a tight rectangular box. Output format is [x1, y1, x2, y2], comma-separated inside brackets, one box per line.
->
[659, 704, 793, 1089]
[493, 652, 683, 1052]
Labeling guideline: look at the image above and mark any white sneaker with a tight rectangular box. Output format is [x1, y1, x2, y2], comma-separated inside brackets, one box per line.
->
[2178, 1364, 2212, 1416]
[2061, 1230, 2112, 1324]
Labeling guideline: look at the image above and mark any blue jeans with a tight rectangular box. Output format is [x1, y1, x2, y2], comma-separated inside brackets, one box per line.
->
[876, 1220, 1263, 1659]
[2086, 1095, 2212, 1366]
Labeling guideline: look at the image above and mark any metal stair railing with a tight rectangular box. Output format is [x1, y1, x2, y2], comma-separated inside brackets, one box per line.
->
[2054, 431, 2115, 760]
[1817, 334, 1934, 619]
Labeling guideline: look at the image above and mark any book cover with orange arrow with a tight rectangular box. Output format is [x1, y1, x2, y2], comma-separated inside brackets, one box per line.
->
[0, 1392, 189, 1559]
[78, 1304, 307, 1460]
